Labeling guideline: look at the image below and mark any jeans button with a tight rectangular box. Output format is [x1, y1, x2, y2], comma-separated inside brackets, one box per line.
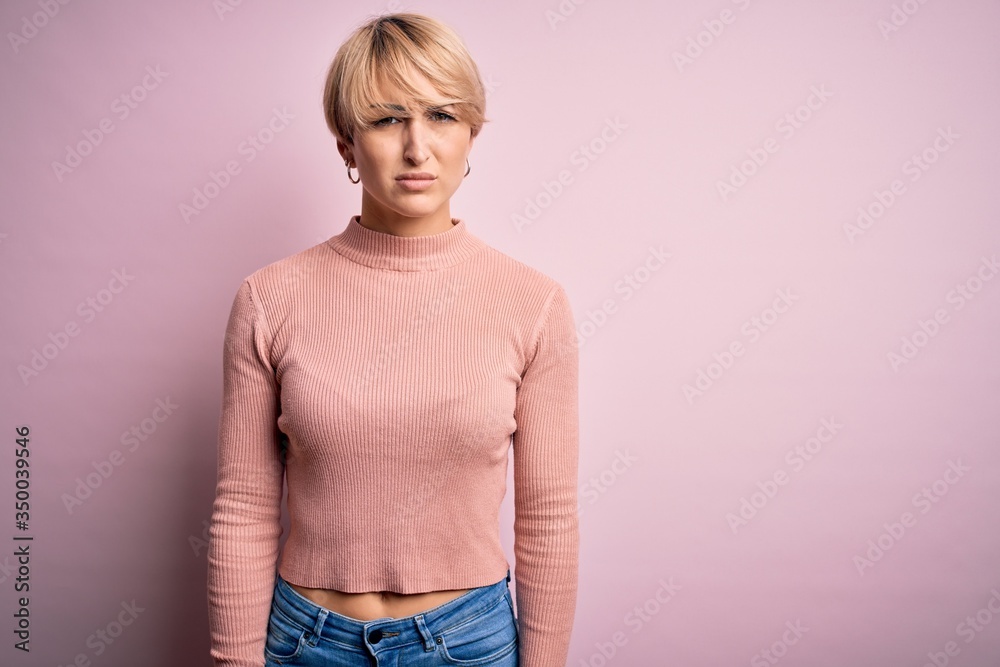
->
[369, 628, 383, 644]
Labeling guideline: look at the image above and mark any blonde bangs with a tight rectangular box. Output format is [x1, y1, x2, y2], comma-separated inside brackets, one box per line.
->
[323, 13, 488, 144]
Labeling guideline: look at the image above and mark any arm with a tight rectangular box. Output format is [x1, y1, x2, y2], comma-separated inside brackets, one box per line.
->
[207, 279, 285, 667]
[512, 284, 581, 667]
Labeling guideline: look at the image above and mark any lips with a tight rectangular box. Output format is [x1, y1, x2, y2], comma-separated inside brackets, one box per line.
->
[396, 174, 436, 192]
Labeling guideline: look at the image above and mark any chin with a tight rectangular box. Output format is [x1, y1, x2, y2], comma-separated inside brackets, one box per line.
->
[390, 203, 444, 218]
[392, 199, 445, 217]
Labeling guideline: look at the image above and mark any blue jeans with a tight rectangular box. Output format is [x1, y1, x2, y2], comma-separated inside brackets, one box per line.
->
[264, 570, 519, 666]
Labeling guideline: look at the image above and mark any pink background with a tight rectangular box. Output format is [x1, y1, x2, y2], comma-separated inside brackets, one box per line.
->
[3, 0, 1000, 665]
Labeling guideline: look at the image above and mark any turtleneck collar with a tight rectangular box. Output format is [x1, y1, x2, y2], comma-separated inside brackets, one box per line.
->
[326, 215, 484, 272]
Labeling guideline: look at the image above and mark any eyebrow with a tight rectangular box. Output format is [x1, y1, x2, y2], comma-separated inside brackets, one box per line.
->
[369, 103, 456, 113]
[370, 103, 407, 112]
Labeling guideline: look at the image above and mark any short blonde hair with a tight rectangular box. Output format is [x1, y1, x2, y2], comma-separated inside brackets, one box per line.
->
[323, 12, 489, 145]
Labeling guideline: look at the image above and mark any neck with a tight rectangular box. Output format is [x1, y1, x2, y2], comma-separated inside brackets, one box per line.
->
[358, 189, 455, 237]
[326, 215, 483, 272]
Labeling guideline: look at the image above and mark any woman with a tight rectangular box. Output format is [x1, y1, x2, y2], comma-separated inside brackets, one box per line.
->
[207, 12, 580, 667]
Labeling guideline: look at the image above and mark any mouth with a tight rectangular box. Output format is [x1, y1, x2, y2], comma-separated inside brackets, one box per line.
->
[396, 173, 436, 191]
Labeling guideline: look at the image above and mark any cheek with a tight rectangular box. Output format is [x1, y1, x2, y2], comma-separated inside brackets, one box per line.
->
[442, 128, 471, 156]
[356, 142, 394, 173]
[446, 148, 470, 172]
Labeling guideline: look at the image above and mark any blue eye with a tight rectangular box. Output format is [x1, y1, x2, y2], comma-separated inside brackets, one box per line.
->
[372, 111, 455, 127]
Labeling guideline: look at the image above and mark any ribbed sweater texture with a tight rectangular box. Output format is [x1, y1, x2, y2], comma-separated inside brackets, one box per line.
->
[207, 215, 580, 666]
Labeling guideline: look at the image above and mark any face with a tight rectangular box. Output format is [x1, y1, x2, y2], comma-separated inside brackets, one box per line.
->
[339, 69, 474, 229]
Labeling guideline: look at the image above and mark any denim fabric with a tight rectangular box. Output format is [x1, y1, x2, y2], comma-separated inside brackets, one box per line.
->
[263, 570, 518, 666]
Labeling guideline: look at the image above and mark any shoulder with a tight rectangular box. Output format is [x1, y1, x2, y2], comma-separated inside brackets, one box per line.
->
[239, 241, 330, 301]
[474, 243, 567, 301]
[461, 239, 575, 339]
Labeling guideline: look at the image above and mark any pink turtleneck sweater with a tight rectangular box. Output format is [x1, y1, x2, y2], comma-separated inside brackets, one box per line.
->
[207, 215, 580, 667]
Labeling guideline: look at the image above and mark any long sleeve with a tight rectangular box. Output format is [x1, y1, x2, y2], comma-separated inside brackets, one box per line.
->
[207, 279, 285, 667]
[511, 284, 581, 667]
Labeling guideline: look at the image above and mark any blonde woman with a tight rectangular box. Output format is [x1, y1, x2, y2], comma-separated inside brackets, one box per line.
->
[208, 12, 580, 667]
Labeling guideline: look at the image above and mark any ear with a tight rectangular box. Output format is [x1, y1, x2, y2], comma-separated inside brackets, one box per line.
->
[336, 138, 353, 164]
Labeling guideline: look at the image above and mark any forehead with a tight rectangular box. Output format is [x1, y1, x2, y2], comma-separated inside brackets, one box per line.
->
[371, 69, 450, 108]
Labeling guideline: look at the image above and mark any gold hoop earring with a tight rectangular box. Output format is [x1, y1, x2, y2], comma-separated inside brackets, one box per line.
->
[345, 158, 360, 184]
[464, 158, 471, 178]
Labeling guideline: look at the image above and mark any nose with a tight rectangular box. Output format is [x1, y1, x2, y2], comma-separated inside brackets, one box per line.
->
[401, 117, 431, 164]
